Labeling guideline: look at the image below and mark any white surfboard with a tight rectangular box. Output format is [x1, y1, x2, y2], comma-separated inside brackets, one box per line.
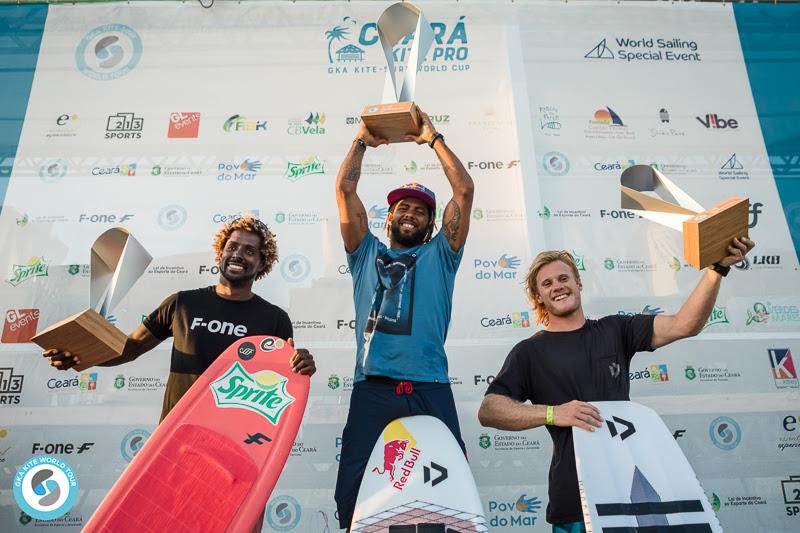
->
[351, 415, 488, 532]
[574, 401, 723, 533]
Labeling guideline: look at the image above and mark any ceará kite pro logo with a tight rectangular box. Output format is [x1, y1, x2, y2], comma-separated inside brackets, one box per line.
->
[75, 24, 142, 80]
[13, 456, 78, 520]
[210, 362, 294, 425]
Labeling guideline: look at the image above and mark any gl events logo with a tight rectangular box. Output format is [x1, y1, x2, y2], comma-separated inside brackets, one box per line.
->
[76, 24, 142, 80]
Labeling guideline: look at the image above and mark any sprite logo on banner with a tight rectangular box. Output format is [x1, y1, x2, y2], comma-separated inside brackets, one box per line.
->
[210, 362, 295, 425]
[7, 257, 48, 286]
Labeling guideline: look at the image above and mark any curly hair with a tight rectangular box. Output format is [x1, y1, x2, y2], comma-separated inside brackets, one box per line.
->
[212, 215, 277, 281]
[525, 250, 582, 326]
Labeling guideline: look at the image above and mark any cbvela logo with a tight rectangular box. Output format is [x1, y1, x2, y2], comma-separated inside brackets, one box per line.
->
[287, 112, 326, 136]
[285, 157, 325, 182]
[325, 15, 470, 74]
[474, 254, 520, 280]
[13, 456, 78, 520]
[7, 257, 48, 286]
[709, 416, 742, 450]
[2, 309, 40, 343]
[75, 24, 142, 80]
[487, 494, 542, 527]
[585, 36, 701, 62]
[266, 495, 302, 532]
[210, 362, 295, 425]
[121, 429, 150, 462]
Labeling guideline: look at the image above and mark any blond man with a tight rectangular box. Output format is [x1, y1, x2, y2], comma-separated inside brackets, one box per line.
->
[478, 238, 753, 533]
[43, 215, 316, 421]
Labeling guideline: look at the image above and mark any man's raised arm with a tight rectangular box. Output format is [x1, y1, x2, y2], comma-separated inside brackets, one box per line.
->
[406, 108, 474, 251]
[335, 122, 387, 253]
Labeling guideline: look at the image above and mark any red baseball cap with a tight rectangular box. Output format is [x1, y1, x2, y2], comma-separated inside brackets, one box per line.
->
[387, 182, 436, 211]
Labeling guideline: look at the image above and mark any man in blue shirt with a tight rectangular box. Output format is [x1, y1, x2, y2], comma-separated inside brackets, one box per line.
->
[334, 108, 474, 529]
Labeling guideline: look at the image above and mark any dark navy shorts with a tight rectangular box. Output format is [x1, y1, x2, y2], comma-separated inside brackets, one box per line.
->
[334, 376, 466, 530]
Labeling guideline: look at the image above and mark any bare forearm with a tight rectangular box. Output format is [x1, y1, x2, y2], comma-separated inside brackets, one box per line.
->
[336, 140, 365, 195]
[433, 140, 474, 200]
[674, 269, 722, 336]
[478, 394, 546, 431]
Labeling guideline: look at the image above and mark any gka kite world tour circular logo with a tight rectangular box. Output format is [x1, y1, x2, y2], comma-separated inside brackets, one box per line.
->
[13, 456, 78, 520]
[75, 24, 142, 80]
[266, 495, 302, 532]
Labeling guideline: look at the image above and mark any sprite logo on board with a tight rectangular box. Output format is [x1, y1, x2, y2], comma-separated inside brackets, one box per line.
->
[210, 362, 295, 425]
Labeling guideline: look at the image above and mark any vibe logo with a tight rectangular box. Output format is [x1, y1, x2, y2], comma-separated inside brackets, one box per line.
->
[696, 114, 738, 129]
[709, 416, 742, 450]
[75, 24, 142, 80]
[769, 348, 799, 389]
[13, 456, 78, 520]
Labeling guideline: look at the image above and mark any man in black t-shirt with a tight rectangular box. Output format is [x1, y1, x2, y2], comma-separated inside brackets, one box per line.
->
[43, 215, 316, 422]
[478, 239, 753, 533]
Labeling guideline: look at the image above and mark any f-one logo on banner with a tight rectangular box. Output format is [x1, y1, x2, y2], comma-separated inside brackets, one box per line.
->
[13, 456, 79, 520]
[75, 24, 142, 80]
[2, 309, 40, 343]
[209, 362, 295, 425]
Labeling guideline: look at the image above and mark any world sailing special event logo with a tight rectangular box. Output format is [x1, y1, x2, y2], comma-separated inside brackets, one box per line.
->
[13, 456, 78, 520]
[75, 24, 142, 80]
[325, 15, 470, 75]
[210, 362, 295, 425]
[584, 36, 701, 62]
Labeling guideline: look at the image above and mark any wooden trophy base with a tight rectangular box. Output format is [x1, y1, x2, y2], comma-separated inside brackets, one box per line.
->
[31, 309, 127, 371]
[360, 101, 420, 143]
[682, 197, 749, 269]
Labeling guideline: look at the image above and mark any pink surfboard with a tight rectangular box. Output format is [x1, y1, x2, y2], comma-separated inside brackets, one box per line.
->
[83, 336, 309, 533]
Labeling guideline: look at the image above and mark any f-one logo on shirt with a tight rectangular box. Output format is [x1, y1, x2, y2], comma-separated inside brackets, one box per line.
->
[209, 362, 295, 425]
[190, 317, 247, 337]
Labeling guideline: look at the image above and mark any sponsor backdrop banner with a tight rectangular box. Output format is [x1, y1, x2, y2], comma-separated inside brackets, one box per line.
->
[0, 1, 798, 531]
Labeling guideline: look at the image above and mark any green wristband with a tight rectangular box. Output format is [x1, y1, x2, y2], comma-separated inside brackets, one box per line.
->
[546, 405, 554, 426]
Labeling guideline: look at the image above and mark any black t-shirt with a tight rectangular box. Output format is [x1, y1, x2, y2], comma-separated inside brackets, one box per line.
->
[143, 286, 293, 421]
[486, 315, 655, 524]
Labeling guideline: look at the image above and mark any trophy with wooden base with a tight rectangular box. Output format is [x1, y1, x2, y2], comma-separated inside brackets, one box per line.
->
[32, 227, 152, 371]
[360, 1, 434, 143]
[620, 165, 748, 269]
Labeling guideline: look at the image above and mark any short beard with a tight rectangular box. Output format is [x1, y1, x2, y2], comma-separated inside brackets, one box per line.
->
[390, 221, 428, 247]
[220, 262, 256, 287]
